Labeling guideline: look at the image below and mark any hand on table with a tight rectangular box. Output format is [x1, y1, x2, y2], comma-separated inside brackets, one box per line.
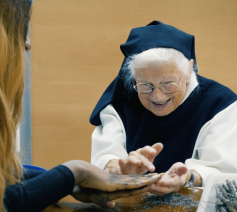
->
[149, 162, 188, 196]
[105, 143, 163, 175]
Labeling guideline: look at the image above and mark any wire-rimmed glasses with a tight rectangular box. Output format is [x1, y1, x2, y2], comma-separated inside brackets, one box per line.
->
[133, 74, 184, 94]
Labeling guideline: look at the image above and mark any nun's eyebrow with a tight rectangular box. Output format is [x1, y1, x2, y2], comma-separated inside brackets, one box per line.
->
[136, 78, 151, 83]
[137, 78, 155, 81]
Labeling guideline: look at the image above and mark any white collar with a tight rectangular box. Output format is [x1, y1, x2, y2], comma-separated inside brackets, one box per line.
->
[180, 72, 198, 105]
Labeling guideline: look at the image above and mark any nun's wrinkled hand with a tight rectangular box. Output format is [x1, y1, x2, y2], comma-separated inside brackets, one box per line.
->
[149, 162, 188, 196]
[72, 184, 154, 209]
[118, 143, 163, 175]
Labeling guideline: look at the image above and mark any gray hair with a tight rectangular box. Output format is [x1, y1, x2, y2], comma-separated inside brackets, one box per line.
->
[121, 48, 196, 92]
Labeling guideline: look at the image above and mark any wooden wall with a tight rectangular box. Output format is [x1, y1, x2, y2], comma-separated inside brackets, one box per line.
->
[31, 0, 237, 169]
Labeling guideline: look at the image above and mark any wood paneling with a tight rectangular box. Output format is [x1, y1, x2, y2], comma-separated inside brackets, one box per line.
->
[31, 0, 237, 169]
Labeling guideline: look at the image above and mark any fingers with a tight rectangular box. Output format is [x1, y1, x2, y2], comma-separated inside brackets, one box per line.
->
[106, 185, 152, 201]
[104, 185, 152, 208]
[149, 183, 181, 196]
[137, 143, 163, 170]
[72, 186, 116, 208]
[87, 186, 152, 209]
[126, 184, 152, 195]
[107, 173, 161, 191]
[157, 177, 184, 187]
[151, 143, 163, 157]
[139, 143, 163, 160]
[139, 146, 156, 157]
[138, 146, 156, 164]
[149, 164, 186, 196]
[105, 159, 122, 175]
[119, 143, 163, 175]
[175, 163, 188, 176]
[119, 158, 134, 175]
[157, 163, 187, 187]
[124, 154, 142, 166]
[105, 201, 116, 208]
[119, 158, 139, 175]
[139, 173, 162, 185]
[127, 151, 155, 172]
[79, 191, 114, 208]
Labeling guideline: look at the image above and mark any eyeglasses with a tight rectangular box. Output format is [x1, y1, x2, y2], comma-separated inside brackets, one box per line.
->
[133, 74, 184, 94]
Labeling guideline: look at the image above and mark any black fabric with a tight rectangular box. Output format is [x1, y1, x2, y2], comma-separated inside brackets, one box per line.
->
[120, 21, 197, 65]
[4, 165, 75, 212]
[112, 75, 237, 173]
[22, 168, 47, 180]
[90, 21, 198, 126]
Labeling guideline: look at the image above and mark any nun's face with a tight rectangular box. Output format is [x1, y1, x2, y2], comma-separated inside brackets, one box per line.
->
[134, 60, 193, 117]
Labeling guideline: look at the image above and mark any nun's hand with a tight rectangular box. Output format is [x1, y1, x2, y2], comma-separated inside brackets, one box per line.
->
[149, 162, 188, 196]
[118, 143, 163, 175]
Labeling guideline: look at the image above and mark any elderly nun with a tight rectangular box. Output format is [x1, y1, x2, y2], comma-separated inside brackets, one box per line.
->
[90, 21, 237, 195]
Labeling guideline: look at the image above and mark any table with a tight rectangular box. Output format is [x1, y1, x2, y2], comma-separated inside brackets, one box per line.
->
[43, 187, 203, 212]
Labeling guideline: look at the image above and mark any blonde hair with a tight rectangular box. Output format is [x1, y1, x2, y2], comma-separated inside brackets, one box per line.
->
[0, 0, 31, 211]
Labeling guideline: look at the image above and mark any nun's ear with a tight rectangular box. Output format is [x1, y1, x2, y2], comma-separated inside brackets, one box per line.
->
[189, 59, 194, 68]
[185, 59, 194, 83]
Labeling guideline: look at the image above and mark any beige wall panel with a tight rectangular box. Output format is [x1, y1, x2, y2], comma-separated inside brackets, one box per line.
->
[31, 0, 237, 169]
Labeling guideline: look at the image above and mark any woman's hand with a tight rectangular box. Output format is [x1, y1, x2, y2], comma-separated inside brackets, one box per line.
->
[63, 160, 161, 192]
[149, 162, 188, 196]
[105, 143, 163, 175]
[72, 184, 153, 209]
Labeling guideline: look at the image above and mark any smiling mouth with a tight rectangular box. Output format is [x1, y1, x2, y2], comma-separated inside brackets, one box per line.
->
[152, 99, 171, 105]
[151, 99, 171, 109]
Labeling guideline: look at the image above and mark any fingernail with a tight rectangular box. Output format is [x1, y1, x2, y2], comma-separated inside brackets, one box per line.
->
[138, 180, 146, 185]
[143, 180, 149, 183]
[151, 174, 160, 179]
[106, 202, 115, 208]
[149, 165, 154, 170]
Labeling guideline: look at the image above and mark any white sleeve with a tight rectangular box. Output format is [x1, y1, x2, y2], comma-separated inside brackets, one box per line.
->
[185, 100, 237, 186]
[91, 104, 128, 169]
